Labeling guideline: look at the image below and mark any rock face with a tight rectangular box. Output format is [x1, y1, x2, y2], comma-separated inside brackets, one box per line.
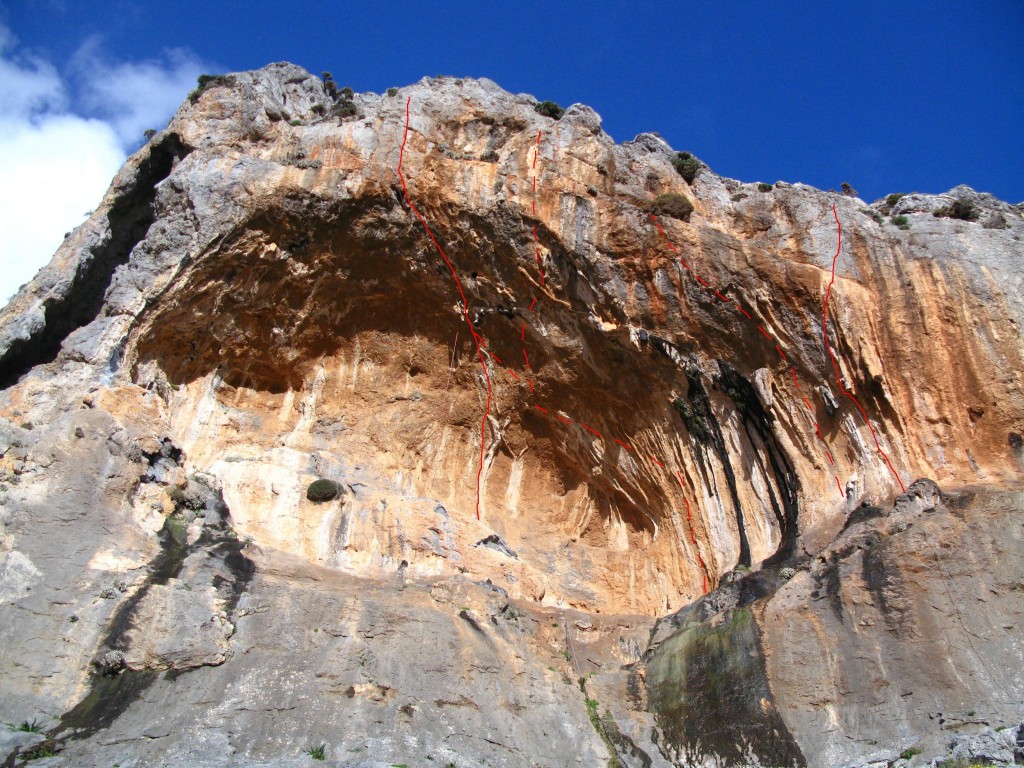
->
[0, 63, 1021, 767]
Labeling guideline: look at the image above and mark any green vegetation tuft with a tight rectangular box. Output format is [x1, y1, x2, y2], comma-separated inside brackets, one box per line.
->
[672, 398, 710, 444]
[934, 199, 979, 221]
[306, 479, 342, 502]
[583, 696, 621, 767]
[670, 151, 703, 184]
[17, 719, 43, 733]
[306, 744, 327, 760]
[22, 742, 58, 760]
[332, 99, 359, 119]
[386, 87, 399, 97]
[534, 100, 565, 120]
[899, 747, 922, 760]
[189, 74, 230, 104]
[757, 183, 773, 192]
[891, 215, 910, 229]
[886, 193, 906, 207]
[650, 193, 694, 222]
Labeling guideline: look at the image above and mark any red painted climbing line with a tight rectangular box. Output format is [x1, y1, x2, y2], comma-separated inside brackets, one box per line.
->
[677, 472, 708, 594]
[651, 213, 845, 501]
[822, 205, 906, 493]
[398, 97, 490, 520]
[649, 215, 679, 253]
[526, 389, 715, 591]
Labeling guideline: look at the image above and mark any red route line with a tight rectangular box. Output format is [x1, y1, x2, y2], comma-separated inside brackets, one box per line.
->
[652, 214, 845, 500]
[527, 393, 707, 594]
[677, 472, 708, 594]
[649, 215, 679, 253]
[402, 103, 717, 594]
[822, 205, 906, 493]
[398, 97, 490, 520]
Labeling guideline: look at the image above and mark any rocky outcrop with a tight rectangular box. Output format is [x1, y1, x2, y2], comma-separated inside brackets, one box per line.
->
[0, 63, 1021, 766]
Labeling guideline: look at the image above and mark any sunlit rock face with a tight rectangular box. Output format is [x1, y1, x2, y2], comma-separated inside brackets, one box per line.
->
[0, 63, 1021, 767]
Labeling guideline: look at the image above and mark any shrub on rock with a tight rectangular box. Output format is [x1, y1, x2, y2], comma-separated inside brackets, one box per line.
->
[307, 479, 342, 502]
[671, 151, 703, 184]
[651, 193, 694, 222]
[534, 100, 565, 120]
[934, 199, 979, 221]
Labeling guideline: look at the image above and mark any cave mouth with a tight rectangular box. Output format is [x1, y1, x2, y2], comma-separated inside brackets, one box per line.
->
[123, 196, 717, 615]
[0, 133, 191, 390]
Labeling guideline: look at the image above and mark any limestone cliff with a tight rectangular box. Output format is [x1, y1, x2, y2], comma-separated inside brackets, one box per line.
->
[0, 63, 1021, 767]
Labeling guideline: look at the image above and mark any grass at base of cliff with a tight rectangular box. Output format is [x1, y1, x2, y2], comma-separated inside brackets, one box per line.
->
[583, 696, 621, 768]
[306, 743, 327, 760]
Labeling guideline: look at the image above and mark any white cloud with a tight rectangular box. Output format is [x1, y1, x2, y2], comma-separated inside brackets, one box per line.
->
[0, 114, 125, 300]
[0, 24, 213, 306]
[0, 28, 66, 118]
[72, 40, 207, 145]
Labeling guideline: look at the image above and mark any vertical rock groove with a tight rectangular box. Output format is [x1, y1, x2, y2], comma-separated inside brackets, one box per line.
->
[0, 133, 191, 389]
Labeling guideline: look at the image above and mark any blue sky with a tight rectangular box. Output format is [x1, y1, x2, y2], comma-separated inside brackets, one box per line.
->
[1, 0, 1021, 302]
